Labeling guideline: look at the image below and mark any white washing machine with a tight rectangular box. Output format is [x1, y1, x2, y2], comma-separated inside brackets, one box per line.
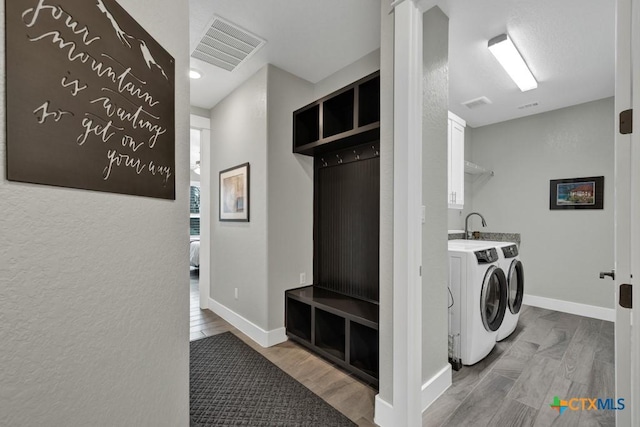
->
[449, 239, 524, 342]
[448, 240, 508, 369]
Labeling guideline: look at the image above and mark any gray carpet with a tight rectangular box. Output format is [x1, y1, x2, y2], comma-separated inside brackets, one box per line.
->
[190, 332, 357, 426]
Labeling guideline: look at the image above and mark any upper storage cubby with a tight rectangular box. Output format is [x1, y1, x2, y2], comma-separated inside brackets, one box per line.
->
[357, 75, 380, 127]
[293, 71, 380, 156]
[323, 89, 354, 138]
[293, 104, 320, 148]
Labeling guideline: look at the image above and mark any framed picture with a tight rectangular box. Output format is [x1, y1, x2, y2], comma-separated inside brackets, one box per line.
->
[220, 163, 250, 221]
[549, 176, 604, 210]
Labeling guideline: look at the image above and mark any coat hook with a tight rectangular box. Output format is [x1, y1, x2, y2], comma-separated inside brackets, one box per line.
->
[353, 150, 360, 160]
[336, 154, 343, 164]
[320, 157, 328, 167]
[372, 145, 379, 156]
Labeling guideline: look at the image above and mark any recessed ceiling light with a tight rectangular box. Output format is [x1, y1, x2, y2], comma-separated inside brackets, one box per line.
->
[189, 69, 202, 79]
[488, 34, 537, 92]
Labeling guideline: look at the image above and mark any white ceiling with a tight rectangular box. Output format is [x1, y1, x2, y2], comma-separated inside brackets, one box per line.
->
[189, 0, 381, 110]
[446, 0, 615, 127]
[189, 0, 615, 128]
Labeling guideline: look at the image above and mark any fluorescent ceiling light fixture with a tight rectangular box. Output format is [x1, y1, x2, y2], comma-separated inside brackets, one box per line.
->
[488, 34, 537, 92]
[189, 69, 202, 79]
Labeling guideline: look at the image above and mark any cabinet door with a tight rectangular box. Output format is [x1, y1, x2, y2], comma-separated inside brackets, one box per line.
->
[448, 118, 465, 209]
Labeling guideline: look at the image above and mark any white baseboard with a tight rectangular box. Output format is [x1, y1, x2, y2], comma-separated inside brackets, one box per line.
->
[421, 364, 452, 412]
[373, 364, 452, 427]
[199, 294, 209, 310]
[374, 395, 394, 427]
[208, 298, 288, 348]
[523, 294, 615, 322]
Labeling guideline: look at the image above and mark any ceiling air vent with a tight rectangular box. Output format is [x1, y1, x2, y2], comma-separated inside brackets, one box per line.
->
[191, 15, 266, 72]
[518, 102, 539, 110]
[461, 96, 492, 109]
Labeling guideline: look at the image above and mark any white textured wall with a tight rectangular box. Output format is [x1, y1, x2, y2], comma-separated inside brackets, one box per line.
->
[421, 6, 450, 384]
[469, 98, 615, 308]
[0, 0, 190, 425]
[210, 67, 269, 329]
[266, 65, 315, 330]
[378, 0, 394, 402]
[313, 49, 380, 100]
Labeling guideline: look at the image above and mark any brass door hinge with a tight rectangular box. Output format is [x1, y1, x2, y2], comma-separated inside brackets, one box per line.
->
[620, 109, 633, 134]
[620, 284, 632, 309]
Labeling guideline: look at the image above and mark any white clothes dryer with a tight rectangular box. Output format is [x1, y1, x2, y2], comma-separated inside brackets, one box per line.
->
[496, 243, 524, 341]
[448, 241, 508, 369]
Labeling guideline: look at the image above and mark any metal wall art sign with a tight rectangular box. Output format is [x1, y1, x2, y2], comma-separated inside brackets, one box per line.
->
[6, 0, 175, 199]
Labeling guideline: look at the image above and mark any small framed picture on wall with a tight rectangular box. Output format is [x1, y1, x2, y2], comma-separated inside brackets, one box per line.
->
[219, 163, 250, 221]
[549, 176, 604, 210]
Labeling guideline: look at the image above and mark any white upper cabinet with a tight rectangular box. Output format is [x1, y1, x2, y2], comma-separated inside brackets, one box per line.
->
[448, 112, 465, 209]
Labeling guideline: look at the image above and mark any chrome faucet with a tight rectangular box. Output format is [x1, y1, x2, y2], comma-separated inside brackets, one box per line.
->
[465, 212, 487, 239]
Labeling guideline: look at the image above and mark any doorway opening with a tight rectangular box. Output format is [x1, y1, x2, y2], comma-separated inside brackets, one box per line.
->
[189, 116, 222, 340]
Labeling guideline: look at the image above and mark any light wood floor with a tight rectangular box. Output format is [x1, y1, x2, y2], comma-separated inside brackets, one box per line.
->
[423, 306, 615, 427]
[190, 270, 233, 340]
[189, 271, 615, 427]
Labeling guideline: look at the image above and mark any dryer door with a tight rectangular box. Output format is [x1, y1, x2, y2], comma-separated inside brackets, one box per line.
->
[480, 266, 507, 332]
[507, 260, 524, 315]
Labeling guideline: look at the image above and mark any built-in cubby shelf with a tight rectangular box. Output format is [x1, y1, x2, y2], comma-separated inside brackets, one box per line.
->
[294, 105, 320, 147]
[315, 308, 346, 359]
[287, 71, 380, 388]
[293, 71, 380, 156]
[323, 89, 355, 138]
[357, 76, 380, 127]
[286, 297, 312, 343]
[285, 286, 379, 387]
[350, 322, 378, 379]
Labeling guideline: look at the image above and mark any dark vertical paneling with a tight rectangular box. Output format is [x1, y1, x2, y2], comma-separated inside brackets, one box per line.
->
[316, 156, 380, 302]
